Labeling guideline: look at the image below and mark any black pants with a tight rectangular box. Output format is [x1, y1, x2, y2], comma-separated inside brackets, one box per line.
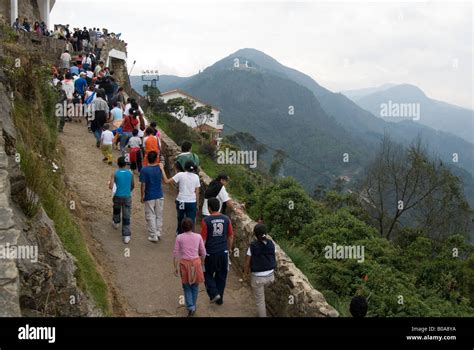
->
[204, 253, 228, 301]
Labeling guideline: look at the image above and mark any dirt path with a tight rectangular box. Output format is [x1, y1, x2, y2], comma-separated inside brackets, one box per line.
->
[60, 122, 256, 317]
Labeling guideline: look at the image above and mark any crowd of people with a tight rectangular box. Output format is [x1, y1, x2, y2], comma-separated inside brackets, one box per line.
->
[12, 17, 49, 35]
[53, 30, 277, 317]
[11, 19, 123, 52]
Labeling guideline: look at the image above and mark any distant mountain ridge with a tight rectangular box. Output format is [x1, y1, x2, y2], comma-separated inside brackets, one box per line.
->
[342, 84, 474, 144]
[131, 48, 474, 205]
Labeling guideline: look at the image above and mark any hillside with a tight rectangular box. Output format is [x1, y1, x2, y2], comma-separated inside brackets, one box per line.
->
[132, 48, 474, 205]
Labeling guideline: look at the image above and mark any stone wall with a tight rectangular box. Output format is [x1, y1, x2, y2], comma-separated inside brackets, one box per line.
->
[0, 0, 41, 25]
[159, 132, 339, 317]
[0, 122, 21, 316]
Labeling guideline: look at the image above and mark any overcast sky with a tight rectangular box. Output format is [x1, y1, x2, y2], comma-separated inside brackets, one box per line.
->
[51, 0, 473, 108]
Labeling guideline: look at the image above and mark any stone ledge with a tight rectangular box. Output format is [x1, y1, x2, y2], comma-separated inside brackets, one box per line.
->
[159, 129, 339, 317]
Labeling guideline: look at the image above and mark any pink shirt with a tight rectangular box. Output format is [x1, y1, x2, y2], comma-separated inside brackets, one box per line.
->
[173, 231, 206, 260]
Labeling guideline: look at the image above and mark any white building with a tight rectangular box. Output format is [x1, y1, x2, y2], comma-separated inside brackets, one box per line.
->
[9, 0, 55, 30]
[161, 89, 224, 147]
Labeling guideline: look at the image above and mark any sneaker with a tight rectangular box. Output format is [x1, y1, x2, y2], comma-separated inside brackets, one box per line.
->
[187, 310, 195, 317]
[96, 141, 100, 148]
[216, 299, 224, 306]
[112, 221, 119, 230]
[210, 295, 221, 304]
[123, 236, 131, 244]
[148, 235, 159, 243]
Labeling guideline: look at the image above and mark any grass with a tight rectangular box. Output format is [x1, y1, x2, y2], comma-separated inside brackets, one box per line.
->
[11, 65, 111, 314]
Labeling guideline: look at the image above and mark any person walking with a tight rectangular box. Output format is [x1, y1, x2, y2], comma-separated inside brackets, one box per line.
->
[162, 161, 201, 234]
[140, 152, 165, 242]
[59, 50, 71, 70]
[244, 223, 277, 317]
[89, 91, 110, 147]
[202, 173, 236, 217]
[109, 157, 134, 244]
[200, 197, 234, 305]
[173, 218, 206, 317]
[100, 124, 114, 165]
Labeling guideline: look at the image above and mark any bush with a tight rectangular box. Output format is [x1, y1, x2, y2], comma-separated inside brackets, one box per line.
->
[199, 142, 216, 159]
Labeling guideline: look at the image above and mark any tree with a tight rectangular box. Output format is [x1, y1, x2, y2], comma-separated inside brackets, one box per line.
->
[143, 85, 166, 112]
[166, 97, 195, 120]
[358, 136, 470, 240]
[192, 105, 213, 133]
[248, 177, 319, 239]
[165, 98, 214, 134]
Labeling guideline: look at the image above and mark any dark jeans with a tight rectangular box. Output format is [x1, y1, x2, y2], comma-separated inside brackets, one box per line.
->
[58, 116, 66, 132]
[130, 150, 142, 172]
[93, 128, 102, 143]
[120, 132, 132, 154]
[113, 196, 132, 236]
[175, 200, 197, 234]
[204, 252, 229, 301]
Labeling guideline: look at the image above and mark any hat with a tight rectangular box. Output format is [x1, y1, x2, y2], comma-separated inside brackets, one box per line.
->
[80, 72, 86, 76]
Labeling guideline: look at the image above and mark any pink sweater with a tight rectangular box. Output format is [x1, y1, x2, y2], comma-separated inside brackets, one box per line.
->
[173, 231, 206, 260]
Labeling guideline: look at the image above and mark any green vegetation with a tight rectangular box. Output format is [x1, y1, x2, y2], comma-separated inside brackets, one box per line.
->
[142, 53, 474, 317]
[247, 168, 474, 317]
[148, 111, 271, 202]
[8, 57, 110, 314]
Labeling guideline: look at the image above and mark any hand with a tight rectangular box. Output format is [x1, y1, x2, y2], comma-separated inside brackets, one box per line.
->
[174, 268, 179, 277]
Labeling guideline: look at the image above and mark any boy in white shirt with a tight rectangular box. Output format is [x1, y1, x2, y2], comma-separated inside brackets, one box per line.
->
[100, 124, 114, 165]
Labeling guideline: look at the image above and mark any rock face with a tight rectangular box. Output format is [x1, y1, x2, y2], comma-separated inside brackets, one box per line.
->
[0, 27, 100, 316]
[15, 206, 98, 316]
[0, 125, 21, 316]
[160, 132, 339, 317]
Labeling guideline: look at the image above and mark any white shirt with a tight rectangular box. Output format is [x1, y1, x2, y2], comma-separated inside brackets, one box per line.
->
[60, 52, 71, 64]
[101, 130, 114, 145]
[61, 80, 75, 99]
[202, 186, 230, 216]
[172, 172, 201, 203]
[246, 244, 276, 277]
[94, 65, 102, 77]
[124, 104, 144, 116]
[86, 70, 94, 79]
[82, 56, 92, 65]
[127, 136, 142, 148]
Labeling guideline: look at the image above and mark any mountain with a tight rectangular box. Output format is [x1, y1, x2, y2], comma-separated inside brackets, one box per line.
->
[130, 75, 190, 95]
[131, 48, 474, 204]
[341, 83, 397, 101]
[345, 84, 474, 144]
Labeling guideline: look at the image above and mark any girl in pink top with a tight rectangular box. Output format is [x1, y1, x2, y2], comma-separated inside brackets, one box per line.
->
[173, 218, 206, 317]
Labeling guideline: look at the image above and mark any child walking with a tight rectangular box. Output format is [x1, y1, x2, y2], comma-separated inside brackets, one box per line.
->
[100, 124, 114, 165]
[109, 157, 134, 244]
[127, 129, 143, 173]
[244, 224, 277, 317]
[173, 218, 206, 317]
